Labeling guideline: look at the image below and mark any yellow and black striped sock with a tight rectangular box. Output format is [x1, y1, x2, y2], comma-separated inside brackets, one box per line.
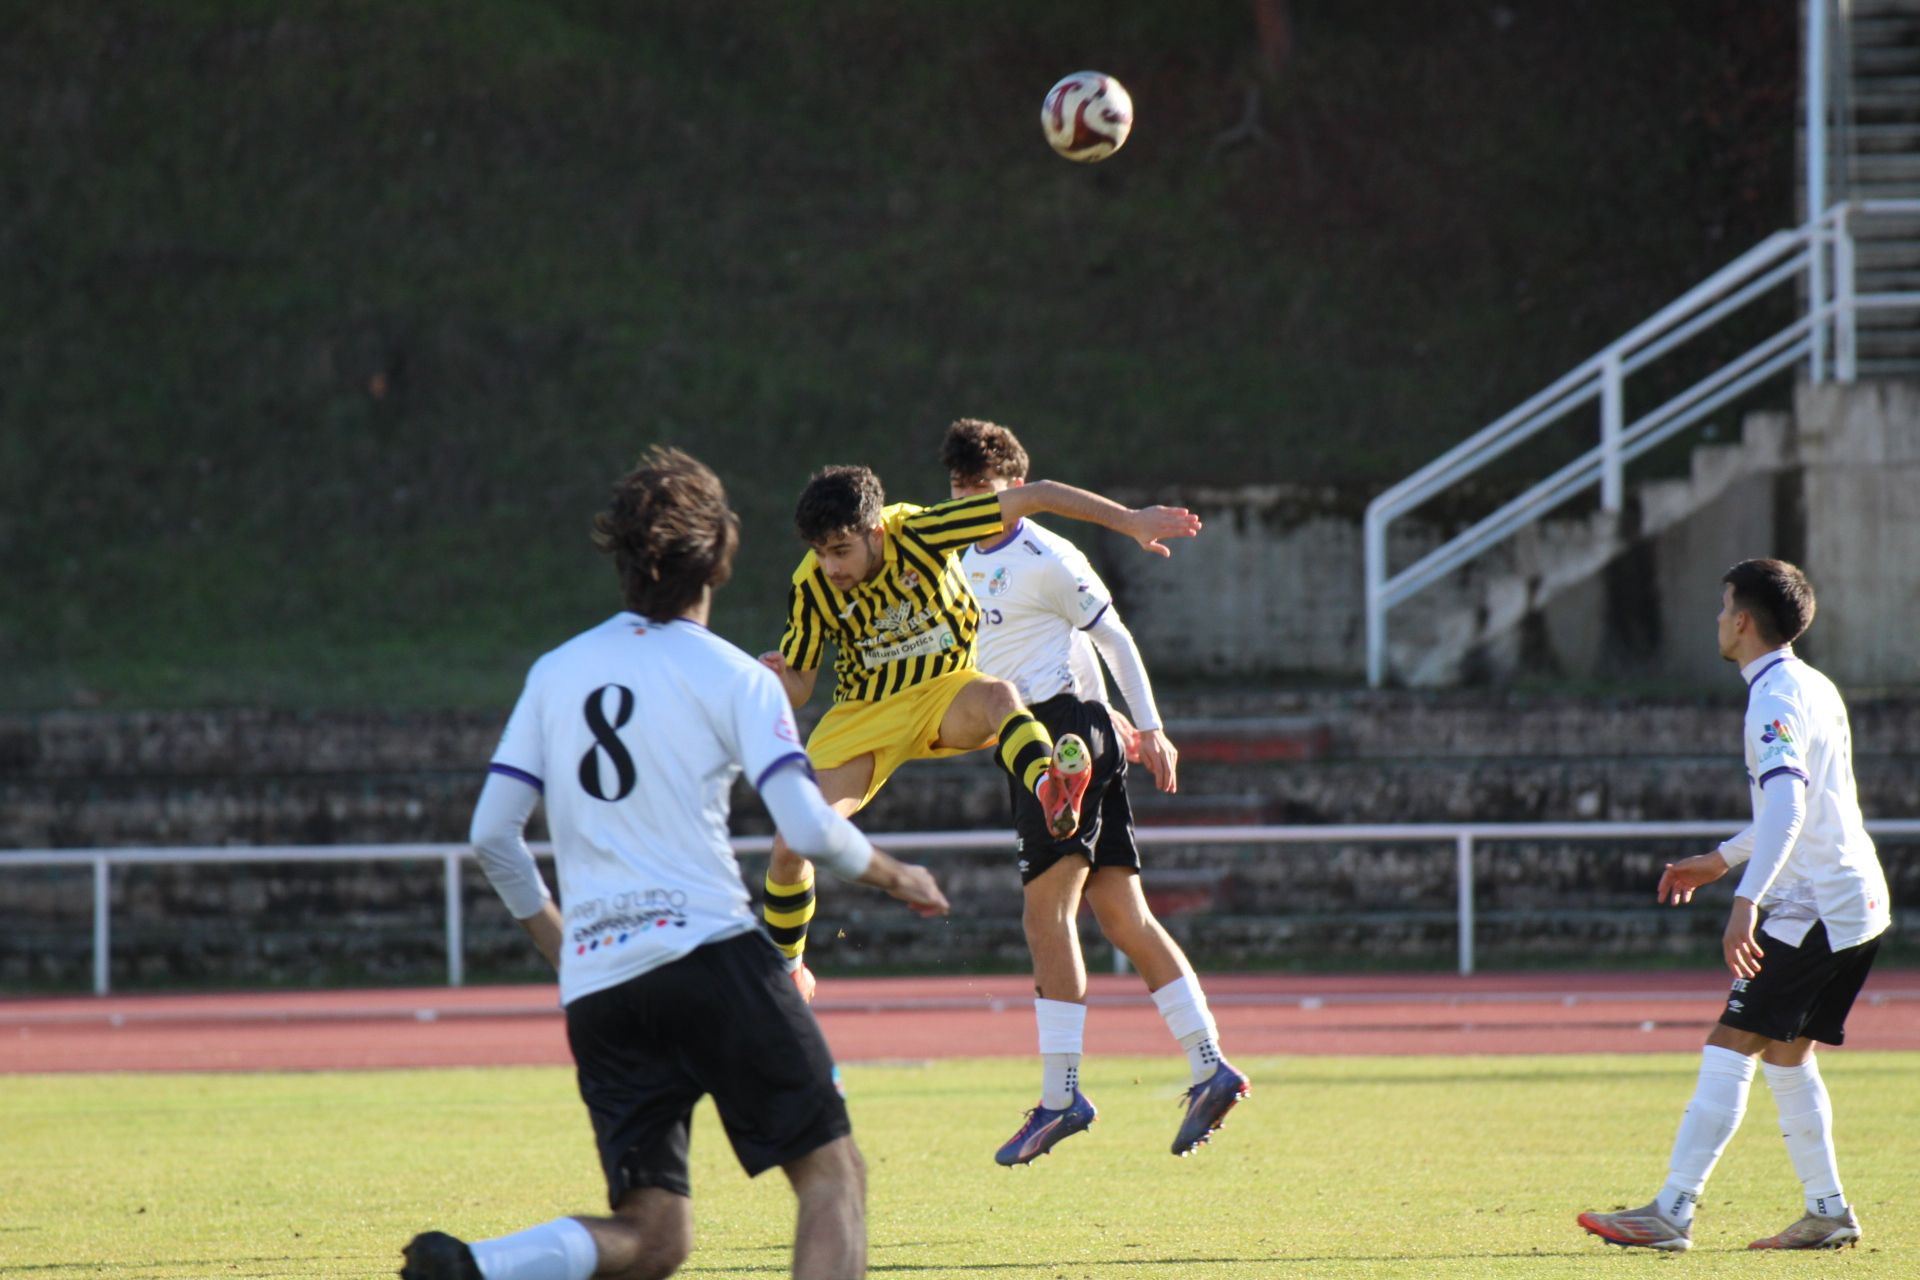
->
[763, 868, 817, 964]
[996, 710, 1055, 796]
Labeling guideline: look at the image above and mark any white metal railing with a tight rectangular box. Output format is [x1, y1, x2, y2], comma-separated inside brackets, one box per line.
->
[1363, 198, 1920, 687]
[6, 819, 1917, 993]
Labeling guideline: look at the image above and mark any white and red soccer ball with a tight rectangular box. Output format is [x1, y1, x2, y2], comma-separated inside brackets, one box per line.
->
[1041, 72, 1133, 162]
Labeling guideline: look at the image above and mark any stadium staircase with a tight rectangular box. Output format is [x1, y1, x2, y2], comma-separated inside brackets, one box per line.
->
[1363, 0, 1920, 687]
[1848, 0, 1920, 375]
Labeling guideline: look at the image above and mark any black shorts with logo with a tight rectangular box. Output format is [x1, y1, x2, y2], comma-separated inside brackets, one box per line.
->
[1717, 919, 1881, 1046]
[564, 930, 850, 1206]
[1009, 693, 1139, 886]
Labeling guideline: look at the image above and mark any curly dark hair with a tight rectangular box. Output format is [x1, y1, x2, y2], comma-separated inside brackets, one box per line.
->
[1723, 558, 1816, 646]
[940, 418, 1030, 485]
[794, 465, 885, 544]
[591, 446, 740, 619]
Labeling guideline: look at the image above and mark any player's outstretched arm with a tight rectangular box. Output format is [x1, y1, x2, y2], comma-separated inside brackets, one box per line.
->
[759, 651, 818, 708]
[856, 850, 950, 918]
[760, 762, 947, 916]
[998, 479, 1202, 556]
[1656, 851, 1729, 905]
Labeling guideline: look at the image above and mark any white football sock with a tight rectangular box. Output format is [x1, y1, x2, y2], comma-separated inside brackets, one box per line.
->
[1150, 975, 1222, 1084]
[1656, 1045, 1756, 1227]
[471, 1217, 598, 1280]
[1762, 1058, 1848, 1216]
[1035, 998, 1086, 1109]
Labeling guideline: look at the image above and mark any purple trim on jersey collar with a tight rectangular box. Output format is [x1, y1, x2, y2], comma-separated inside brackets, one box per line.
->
[1745, 652, 1797, 687]
[977, 519, 1026, 554]
[1077, 601, 1111, 632]
[1756, 765, 1809, 788]
[754, 750, 814, 792]
[623, 610, 714, 635]
[489, 762, 544, 793]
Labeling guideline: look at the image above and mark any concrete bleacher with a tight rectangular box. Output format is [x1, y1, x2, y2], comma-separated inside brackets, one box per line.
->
[3, 693, 1917, 988]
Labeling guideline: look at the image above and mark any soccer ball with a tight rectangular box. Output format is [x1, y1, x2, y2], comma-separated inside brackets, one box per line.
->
[1041, 72, 1134, 162]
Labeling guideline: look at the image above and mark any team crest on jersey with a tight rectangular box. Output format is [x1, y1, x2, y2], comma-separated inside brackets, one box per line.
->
[875, 600, 915, 634]
[1760, 719, 1793, 745]
[900, 568, 922, 591]
[987, 567, 1011, 597]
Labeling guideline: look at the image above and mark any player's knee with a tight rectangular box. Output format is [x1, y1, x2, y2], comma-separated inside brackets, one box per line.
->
[601, 1223, 692, 1280]
[979, 676, 1023, 721]
[790, 1136, 865, 1204]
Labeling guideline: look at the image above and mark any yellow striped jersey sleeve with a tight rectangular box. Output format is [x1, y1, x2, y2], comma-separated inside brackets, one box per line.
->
[899, 492, 1004, 553]
[778, 556, 830, 671]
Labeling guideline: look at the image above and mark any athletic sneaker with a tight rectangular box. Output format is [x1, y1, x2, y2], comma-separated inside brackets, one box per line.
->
[790, 961, 817, 1004]
[1172, 1060, 1250, 1156]
[399, 1230, 482, 1279]
[1575, 1202, 1693, 1252]
[1749, 1208, 1862, 1250]
[1037, 733, 1093, 840]
[995, 1089, 1097, 1166]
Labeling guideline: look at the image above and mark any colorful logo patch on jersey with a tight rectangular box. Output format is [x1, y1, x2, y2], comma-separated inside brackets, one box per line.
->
[987, 567, 1011, 597]
[1760, 719, 1793, 745]
[900, 568, 921, 591]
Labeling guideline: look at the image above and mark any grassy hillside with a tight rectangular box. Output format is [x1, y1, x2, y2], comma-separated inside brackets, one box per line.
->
[1, 1, 1793, 708]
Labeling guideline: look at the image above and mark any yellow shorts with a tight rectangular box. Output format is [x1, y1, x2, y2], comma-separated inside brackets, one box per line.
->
[806, 667, 990, 810]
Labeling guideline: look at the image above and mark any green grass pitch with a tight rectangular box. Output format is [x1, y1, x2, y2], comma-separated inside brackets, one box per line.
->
[4, 1054, 1916, 1277]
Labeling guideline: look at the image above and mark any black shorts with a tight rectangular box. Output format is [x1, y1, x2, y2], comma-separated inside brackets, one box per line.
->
[564, 930, 850, 1207]
[1009, 694, 1138, 886]
[1717, 920, 1881, 1046]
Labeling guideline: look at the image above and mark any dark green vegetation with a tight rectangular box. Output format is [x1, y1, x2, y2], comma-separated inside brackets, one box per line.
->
[4, 2, 1793, 708]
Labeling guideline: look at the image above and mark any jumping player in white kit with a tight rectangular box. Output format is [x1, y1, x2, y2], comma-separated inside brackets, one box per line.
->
[940, 418, 1249, 1166]
[398, 446, 948, 1280]
[1578, 559, 1891, 1253]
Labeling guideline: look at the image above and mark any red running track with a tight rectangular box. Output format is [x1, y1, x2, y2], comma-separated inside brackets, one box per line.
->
[4, 970, 1918, 1074]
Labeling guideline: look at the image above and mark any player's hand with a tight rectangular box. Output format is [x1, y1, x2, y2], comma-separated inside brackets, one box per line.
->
[1723, 898, 1764, 980]
[759, 650, 789, 676]
[1109, 708, 1143, 763]
[1135, 728, 1179, 794]
[1126, 505, 1202, 557]
[886, 860, 950, 918]
[861, 850, 950, 917]
[1657, 851, 1729, 905]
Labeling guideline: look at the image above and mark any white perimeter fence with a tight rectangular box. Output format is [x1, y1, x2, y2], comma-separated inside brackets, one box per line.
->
[7, 819, 1919, 994]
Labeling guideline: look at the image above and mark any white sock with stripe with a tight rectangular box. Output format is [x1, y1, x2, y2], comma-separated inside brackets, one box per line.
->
[1655, 1045, 1756, 1227]
[1151, 975, 1222, 1085]
[1035, 998, 1086, 1109]
[1762, 1058, 1849, 1217]
[470, 1217, 598, 1280]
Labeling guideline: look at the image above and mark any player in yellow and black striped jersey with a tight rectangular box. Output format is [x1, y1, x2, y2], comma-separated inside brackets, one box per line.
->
[757, 458, 1204, 998]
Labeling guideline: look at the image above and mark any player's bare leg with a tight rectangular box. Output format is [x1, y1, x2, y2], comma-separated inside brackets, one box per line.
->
[936, 676, 1089, 838]
[766, 755, 873, 1002]
[1085, 867, 1192, 992]
[997, 855, 1099, 1166]
[400, 1190, 691, 1280]
[784, 1136, 867, 1280]
[579, 1188, 694, 1280]
[1025, 855, 1093, 1003]
[1087, 866, 1247, 1155]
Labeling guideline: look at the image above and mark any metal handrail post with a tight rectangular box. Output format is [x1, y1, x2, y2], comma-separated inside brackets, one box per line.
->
[1806, 1, 1829, 381]
[1363, 507, 1387, 687]
[444, 852, 465, 988]
[1456, 832, 1475, 976]
[1835, 206, 1858, 381]
[93, 856, 111, 996]
[1600, 352, 1625, 512]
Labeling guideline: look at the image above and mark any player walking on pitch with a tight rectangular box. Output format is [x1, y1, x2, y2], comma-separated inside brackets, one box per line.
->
[1577, 559, 1891, 1253]
[758, 462, 1202, 998]
[942, 419, 1248, 1163]
[399, 447, 948, 1280]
